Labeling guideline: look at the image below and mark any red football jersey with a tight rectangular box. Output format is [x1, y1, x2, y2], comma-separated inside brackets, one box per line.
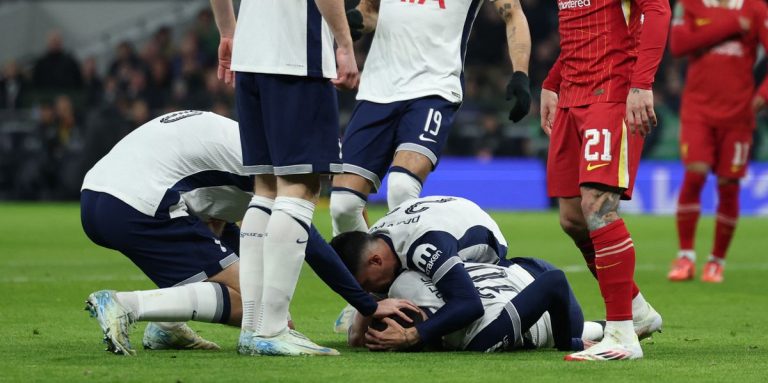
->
[543, 0, 671, 108]
[670, 0, 768, 128]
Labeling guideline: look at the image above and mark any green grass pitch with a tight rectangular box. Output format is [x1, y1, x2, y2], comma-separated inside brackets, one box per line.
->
[1, 203, 767, 382]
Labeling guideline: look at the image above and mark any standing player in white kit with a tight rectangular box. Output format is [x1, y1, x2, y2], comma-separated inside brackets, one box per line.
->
[210, 0, 360, 356]
[330, 0, 533, 235]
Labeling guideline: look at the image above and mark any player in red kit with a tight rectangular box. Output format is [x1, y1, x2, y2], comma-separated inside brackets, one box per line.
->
[540, 0, 671, 361]
[667, 0, 768, 284]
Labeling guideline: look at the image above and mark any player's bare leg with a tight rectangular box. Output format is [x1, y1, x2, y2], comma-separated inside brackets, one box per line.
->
[389, 150, 431, 209]
[565, 185, 644, 361]
[702, 176, 740, 283]
[330, 173, 372, 236]
[669, 162, 709, 281]
[240, 174, 339, 356]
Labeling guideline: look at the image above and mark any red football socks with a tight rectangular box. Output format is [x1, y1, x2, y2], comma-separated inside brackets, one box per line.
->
[676, 171, 707, 250]
[591, 220, 635, 322]
[578, 239, 639, 298]
[713, 182, 740, 260]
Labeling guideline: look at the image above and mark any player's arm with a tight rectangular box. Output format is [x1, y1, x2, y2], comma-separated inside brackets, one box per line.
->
[315, 0, 360, 90]
[210, 0, 236, 86]
[669, 0, 747, 57]
[346, 0, 380, 41]
[539, 55, 562, 136]
[348, 310, 373, 347]
[493, 0, 532, 122]
[304, 226, 418, 320]
[365, 232, 484, 350]
[625, 0, 672, 136]
[752, 4, 768, 112]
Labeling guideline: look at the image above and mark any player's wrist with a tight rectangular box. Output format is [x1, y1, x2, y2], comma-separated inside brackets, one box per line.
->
[629, 82, 652, 91]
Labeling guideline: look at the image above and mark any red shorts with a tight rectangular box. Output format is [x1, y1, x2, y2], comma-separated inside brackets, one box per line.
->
[680, 119, 753, 179]
[547, 103, 644, 200]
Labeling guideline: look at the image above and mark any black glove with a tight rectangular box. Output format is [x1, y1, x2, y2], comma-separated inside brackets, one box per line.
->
[345, 0, 364, 42]
[506, 71, 532, 122]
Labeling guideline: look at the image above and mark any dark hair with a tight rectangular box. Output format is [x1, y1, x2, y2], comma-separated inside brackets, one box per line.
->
[330, 231, 377, 276]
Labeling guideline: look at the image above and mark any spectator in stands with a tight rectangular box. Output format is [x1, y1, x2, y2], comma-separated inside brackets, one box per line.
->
[0, 61, 27, 109]
[109, 41, 143, 77]
[32, 31, 82, 90]
[194, 9, 219, 67]
[81, 57, 103, 108]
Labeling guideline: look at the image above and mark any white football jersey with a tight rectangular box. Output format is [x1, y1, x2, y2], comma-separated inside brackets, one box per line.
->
[369, 196, 508, 283]
[231, 0, 337, 79]
[356, 0, 485, 103]
[389, 263, 553, 351]
[82, 111, 252, 222]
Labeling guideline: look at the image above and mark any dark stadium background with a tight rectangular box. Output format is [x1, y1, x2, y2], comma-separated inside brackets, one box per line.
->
[1, 0, 766, 202]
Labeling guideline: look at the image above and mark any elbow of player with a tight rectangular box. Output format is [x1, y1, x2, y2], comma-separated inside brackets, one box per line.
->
[467, 298, 485, 322]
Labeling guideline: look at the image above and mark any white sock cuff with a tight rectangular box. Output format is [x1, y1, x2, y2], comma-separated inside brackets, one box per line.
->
[249, 195, 275, 210]
[273, 197, 315, 227]
[678, 250, 696, 261]
[387, 170, 423, 209]
[708, 255, 725, 265]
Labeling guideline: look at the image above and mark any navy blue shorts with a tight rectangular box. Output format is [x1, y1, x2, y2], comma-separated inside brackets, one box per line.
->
[235, 72, 342, 175]
[510, 257, 582, 320]
[80, 190, 239, 288]
[341, 97, 459, 191]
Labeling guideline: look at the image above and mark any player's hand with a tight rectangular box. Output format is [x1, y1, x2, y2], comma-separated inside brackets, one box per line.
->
[365, 318, 420, 351]
[752, 94, 766, 112]
[625, 88, 657, 137]
[506, 72, 532, 122]
[217, 37, 235, 88]
[540, 89, 558, 136]
[331, 45, 360, 91]
[345, 0, 364, 41]
[373, 298, 420, 323]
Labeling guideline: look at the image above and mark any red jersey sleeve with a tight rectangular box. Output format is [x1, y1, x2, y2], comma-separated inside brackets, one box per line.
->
[754, 2, 768, 100]
[630, 0, 672, 89]
[669, 0, 743, 58]
[542, 54, 563, 93]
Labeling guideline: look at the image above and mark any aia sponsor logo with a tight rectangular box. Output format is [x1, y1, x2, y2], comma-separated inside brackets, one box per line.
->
[711, 40, 744, 57]
[558, 0, 591, 10]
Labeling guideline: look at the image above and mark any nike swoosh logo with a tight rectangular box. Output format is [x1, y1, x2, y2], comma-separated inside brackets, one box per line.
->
[418, 134, 437, 143]
[694, 18, 711, 27]
[596, 261, 622, 270]
[586, 163, 610, 171]
[296, 239, 308, 244]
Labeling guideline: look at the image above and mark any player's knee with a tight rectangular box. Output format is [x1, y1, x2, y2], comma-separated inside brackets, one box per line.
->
[717, 177, 739, 186]
[387, 167, 423, 209]
[559, 214, 587, 238]
[686, 162, 710, 175]
[225, 286, 242, 326]
[330, 189, 368, 234]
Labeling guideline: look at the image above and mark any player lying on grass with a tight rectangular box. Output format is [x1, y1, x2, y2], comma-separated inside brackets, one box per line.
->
[347, 262, 606, 352]
[331, 196, 661, 353]
[81, 110, 416, 355]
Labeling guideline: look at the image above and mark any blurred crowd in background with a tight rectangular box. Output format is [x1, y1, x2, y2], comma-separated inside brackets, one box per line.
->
[1, 2, 767, 200]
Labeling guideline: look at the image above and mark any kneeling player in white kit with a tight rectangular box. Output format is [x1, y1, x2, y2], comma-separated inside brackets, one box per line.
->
[349, 263, 606, 352]
[330, 0, 533, 235]
[331, 196, 662, 352]
[82, 111, 414, 355]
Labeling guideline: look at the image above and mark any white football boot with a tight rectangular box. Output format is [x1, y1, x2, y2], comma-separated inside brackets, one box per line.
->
[565, 324, 643, 361]
[333, 304, 358, 334]
[238, 329, 340, 356]
[142, 322, 220, 350]
[634, 302, 663, 340]
[85, 290, 136, 356]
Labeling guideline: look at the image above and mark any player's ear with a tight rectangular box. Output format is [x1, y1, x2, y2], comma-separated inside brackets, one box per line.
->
[369, 253, 383, 266]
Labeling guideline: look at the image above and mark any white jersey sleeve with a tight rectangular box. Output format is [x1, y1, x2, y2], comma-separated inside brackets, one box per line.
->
[369, 196, 508, 283]
[356, 0, 485, 103]
[231, 0, 336, 79]
[389, 263, 552, 351]
[81, 111, 253, 221]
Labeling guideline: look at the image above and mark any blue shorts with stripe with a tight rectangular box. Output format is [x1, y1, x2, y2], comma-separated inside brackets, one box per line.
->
[80, 190, 239, 288]
[235, 72, 342, 176]
[341, 96, 459, 191]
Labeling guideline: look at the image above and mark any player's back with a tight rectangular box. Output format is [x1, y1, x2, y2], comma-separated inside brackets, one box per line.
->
[369, 196, 509, 267]
[82, 111, 252, 219]
[555, 0, 641, 106]
[389, 263, 551, 351]
[231, 0, 336, 79]
[674, 0, 765, 126]
[357, 0, 484, 104]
